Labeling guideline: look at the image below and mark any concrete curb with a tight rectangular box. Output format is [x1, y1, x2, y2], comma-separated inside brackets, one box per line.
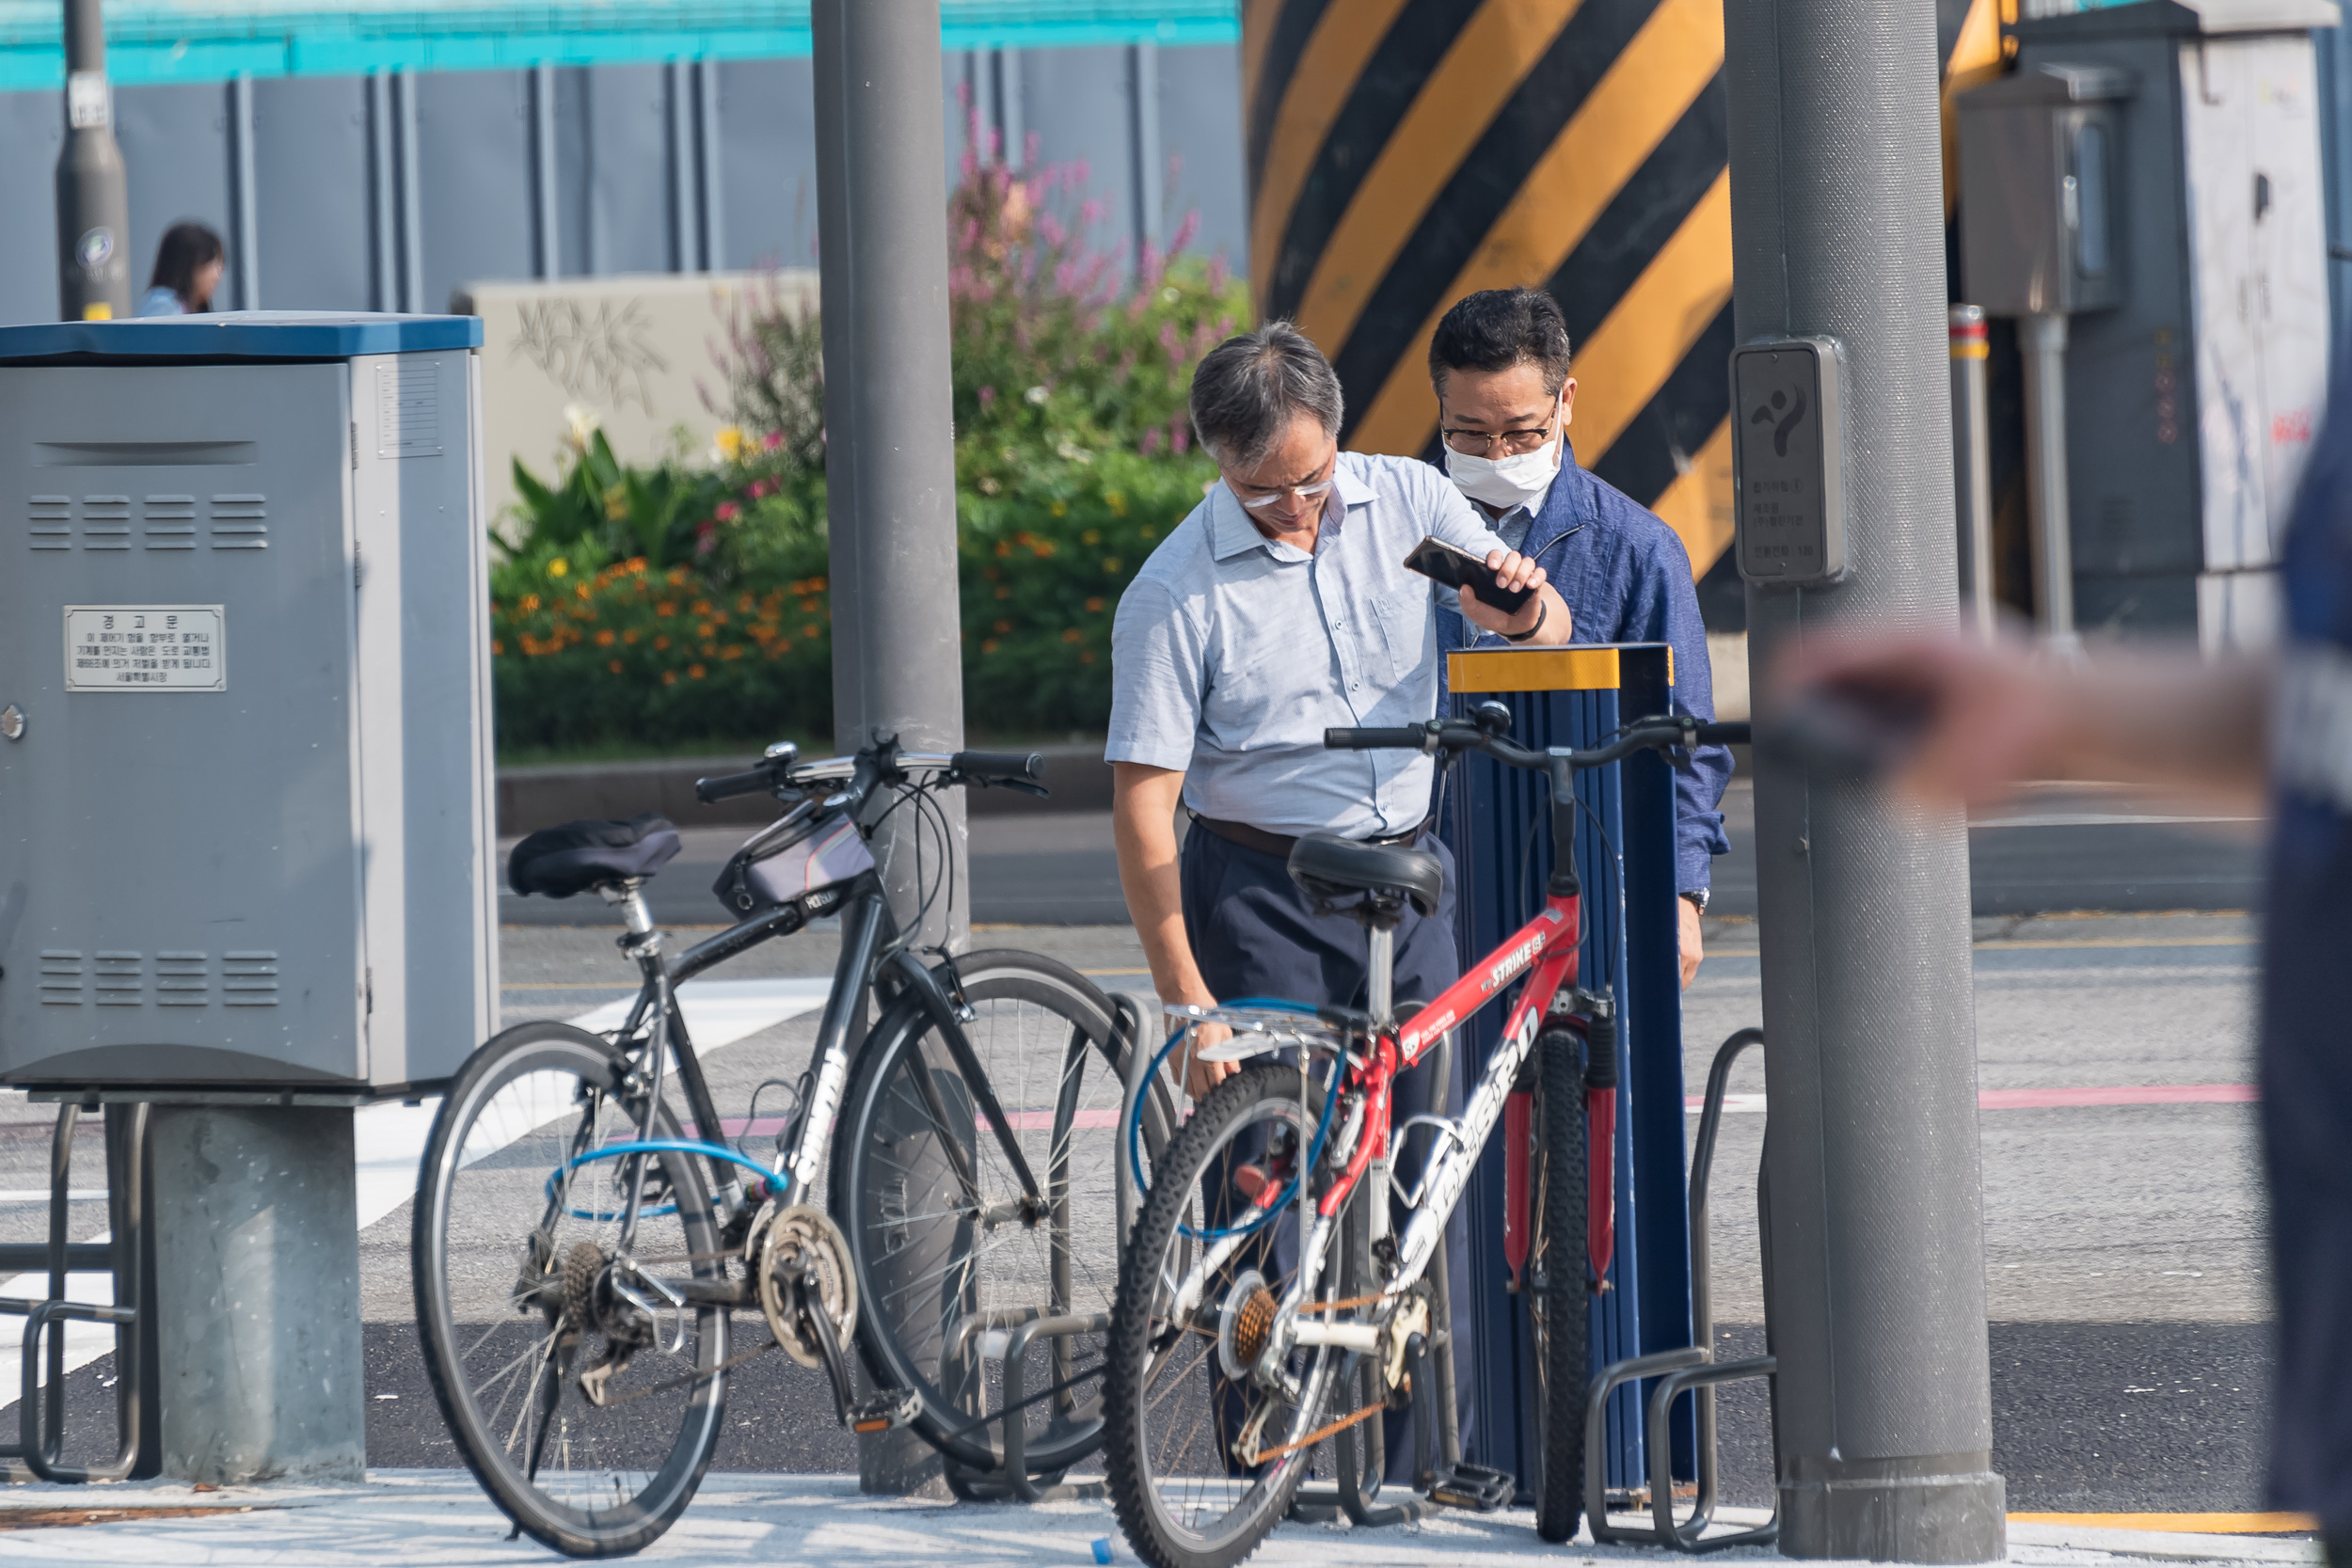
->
[498, 742, 1113, 835]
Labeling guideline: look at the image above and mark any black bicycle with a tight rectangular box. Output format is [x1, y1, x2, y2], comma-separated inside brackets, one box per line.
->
[412, 736, 1177, 1557]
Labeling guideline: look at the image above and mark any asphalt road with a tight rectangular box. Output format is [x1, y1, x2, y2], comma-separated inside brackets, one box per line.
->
[498, 779, 2266, 929]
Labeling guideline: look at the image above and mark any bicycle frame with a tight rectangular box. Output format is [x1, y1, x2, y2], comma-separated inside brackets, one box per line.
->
[591, 862, 1049, 1248]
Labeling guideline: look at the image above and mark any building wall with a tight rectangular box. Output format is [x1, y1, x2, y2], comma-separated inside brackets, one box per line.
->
[0, 42, 1246, 327]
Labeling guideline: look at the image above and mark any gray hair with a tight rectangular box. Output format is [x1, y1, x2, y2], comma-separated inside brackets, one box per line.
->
[1187, 322, 1344, 470]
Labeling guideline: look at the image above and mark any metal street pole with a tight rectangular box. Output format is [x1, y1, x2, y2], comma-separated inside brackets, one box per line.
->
[1723, 0, 2007, 1555]
[56, 0, 131, 321]
[2019, 312, 2080, 655]
[810, 0, 966, 1497]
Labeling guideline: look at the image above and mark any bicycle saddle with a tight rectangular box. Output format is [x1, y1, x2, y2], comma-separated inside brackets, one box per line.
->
[509, 813, 682, 898]
[1286, 833, 1444, 921]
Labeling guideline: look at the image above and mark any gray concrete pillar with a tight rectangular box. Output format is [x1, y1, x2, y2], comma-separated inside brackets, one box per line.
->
[151, 1106, 364, 1484]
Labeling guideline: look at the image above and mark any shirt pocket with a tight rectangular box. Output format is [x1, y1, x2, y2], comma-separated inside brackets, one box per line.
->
[1370, 586, 1435, 689]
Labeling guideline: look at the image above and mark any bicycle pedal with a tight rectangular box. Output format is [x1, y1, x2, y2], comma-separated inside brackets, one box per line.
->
[844, 1387, 921, 1435]
[1428, 1462, 1515, 1513]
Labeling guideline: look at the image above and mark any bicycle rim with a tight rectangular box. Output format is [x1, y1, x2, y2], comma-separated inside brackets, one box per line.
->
[413, 1022, 728, 1559]
[836, 952, 1161, 1474]
[1105, 1062, 1341, 1568]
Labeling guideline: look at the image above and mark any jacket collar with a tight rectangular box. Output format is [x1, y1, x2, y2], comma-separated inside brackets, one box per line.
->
[1208, 452, 1376, 562]
[1513, 442, 1593, 566]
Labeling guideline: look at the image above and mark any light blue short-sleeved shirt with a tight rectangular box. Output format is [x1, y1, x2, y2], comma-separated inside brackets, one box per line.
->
[1107, 451, 1508, 838]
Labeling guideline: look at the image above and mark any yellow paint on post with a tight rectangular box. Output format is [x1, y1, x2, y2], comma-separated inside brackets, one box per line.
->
[1248, 0, 1417, 303]
[1648, 416, 1735, 577]
[2009, 1513, 2315, 1535]
[1344, 0, 1725, 459]
[1293, 0, 1585, 356]
[1449, 647, 1622, 692]
[1559, 171, 1734, 461]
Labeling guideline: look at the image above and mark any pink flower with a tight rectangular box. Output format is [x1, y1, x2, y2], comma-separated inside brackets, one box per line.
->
[764, 430, 783, 450]
[714, 501, 739, 521]
[1169, 420, 1189, 455]
[1140, 428, 1164, 457]
[978, 386, 996, 406]
[749, 480, 771, 499]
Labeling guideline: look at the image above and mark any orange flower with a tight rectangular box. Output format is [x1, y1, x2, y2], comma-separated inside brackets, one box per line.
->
[595, 629, 615, 646]
[981, 638, 998, 654]
[662, 670, 677, 685]
[519, 594, 541, 612]
[1061, 627, 1084, 643]
[688, 663, 707, 679]
[622, 629, 640, 644]
[608, 658, 624, 673]
[657, 602, 675, 617]
[491, 639, 504, 656]
[1085, 596, 1105, 612]
[1081, 650, 1096, 664]
[654, 635, 671, 651]
[737, 594, 755, 612]
[994, 619, 1012, 634]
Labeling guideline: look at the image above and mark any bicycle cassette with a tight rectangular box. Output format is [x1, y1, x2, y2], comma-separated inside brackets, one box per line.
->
[752, 1202, 860, 1369]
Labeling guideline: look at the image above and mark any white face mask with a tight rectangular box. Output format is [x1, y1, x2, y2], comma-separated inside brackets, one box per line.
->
[1444, 430, 1563, 511]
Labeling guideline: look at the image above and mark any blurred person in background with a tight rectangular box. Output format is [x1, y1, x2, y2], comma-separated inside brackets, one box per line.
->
[1772, 356, 2352, 1562]
[137, 222, 225, 316]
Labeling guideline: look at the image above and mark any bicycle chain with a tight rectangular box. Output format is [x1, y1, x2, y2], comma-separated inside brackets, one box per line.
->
[591, 1329, 780, 1408]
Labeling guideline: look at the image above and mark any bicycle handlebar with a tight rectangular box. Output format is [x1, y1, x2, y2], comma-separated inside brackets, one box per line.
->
[1322, 715, 1749, 772]
[695, 743, 1053, 808]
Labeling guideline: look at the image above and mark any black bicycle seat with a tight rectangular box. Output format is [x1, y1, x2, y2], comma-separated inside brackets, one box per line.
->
[509, 813, 682, 898]
[1286, 833, 1444, 921]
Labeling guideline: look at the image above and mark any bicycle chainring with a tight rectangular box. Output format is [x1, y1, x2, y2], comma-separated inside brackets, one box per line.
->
[752, 1202, 860, 1369]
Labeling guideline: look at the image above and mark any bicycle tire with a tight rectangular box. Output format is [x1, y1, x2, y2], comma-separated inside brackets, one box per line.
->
[832, 950, 1175, 1475]
[413, 1021, 727, 1559]
[1532, 1024, 1590, 1544]
[1105, 1060, 1344, 1568]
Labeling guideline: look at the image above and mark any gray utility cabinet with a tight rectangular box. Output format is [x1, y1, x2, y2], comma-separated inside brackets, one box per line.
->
[0, 313, 497, 1094]
[1973, 0, 2336, 648]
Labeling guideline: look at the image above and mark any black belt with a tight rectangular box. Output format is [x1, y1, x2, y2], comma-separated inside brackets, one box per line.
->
[1188, 812, 1433, 862]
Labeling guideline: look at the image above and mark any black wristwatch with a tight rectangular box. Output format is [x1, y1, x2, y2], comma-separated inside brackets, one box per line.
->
[1501, 599, 1549, 644]
[1681, 889, 1709, 912]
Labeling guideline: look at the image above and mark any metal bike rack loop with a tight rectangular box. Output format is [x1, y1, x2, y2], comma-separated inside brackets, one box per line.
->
[0, 1101, 157, 1482]
[1585, 1027, 1778, 1551]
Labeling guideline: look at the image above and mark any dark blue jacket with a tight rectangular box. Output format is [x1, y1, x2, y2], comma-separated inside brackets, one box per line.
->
[1435, 445, 1733, 895]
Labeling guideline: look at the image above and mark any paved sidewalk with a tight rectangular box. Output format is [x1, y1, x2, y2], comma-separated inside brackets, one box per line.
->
[0, 1473, 2316, 1566]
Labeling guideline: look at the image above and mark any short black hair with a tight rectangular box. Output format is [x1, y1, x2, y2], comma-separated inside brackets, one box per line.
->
[1428, 288, 1573, 398]
[1188, 321, 1344, 469]
[150, 221, 225, 303]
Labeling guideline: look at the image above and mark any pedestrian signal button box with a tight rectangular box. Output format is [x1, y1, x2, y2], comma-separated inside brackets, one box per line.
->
[1732, 336, 1846, 584]
[0, 313, 497, 1094]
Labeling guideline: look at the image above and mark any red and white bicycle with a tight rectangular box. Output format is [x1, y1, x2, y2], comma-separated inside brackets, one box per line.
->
[1103, 706, 1744, 1568]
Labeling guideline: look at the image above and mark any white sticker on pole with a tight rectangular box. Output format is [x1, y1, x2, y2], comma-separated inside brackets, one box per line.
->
[67, 71, 111, 130]
[63, 606, 226, 691]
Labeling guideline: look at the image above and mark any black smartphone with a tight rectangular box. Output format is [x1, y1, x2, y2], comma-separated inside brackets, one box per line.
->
[1403, 535, 1535, 614]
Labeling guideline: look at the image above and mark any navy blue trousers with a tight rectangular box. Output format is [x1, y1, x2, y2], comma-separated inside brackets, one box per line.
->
[1181, 824, 1476, 1481]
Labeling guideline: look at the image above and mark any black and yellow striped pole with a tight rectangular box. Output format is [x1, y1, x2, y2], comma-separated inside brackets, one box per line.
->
[1243, 0, 2009, 587]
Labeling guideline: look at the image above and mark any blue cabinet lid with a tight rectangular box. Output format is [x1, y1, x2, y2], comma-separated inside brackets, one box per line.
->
[0, 311, 483, 362]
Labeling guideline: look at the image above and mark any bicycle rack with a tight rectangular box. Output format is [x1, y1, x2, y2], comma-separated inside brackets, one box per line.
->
[1584, 1026, 1778, 1553]
[0, 1101, 157, 1484]
[935, 993, 1155, 1505]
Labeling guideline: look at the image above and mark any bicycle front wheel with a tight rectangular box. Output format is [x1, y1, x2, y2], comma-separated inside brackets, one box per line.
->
[413, 1021, 729, 1559]
[1531, 1024, 1590, 1544]
[1105, 1061, 1344, 1568]
[834, 950, 1172, 1476]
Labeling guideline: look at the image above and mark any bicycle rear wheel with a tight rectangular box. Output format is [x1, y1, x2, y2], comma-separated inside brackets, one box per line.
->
[1104, 1061, 1344, 1568]
[413, 1021, 729, 1559]
[1531, 1024, 1590, 1544]
[833, 950, 1173, 1477]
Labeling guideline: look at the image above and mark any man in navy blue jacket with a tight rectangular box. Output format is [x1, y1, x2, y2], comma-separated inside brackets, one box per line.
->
[1427, 288, 1733, 985]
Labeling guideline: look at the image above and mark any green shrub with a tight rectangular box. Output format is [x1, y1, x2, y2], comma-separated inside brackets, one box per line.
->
[493, 133, 1244, 756]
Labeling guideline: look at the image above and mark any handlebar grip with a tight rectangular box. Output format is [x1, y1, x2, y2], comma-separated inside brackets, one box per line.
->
[951, 750, 1046, 784]
[1324, 727, 1432, 751]
[694, 765, 775, 804]
[1692, 721, 1750, 746]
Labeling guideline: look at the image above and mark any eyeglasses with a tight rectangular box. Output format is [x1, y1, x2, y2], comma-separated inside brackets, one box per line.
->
[1438, 423, 1556, 458]
[1230, 476, 1335, 512]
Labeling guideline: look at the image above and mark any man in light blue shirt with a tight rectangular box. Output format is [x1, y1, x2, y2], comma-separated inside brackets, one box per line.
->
[1106, 322, 1565, 1481]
